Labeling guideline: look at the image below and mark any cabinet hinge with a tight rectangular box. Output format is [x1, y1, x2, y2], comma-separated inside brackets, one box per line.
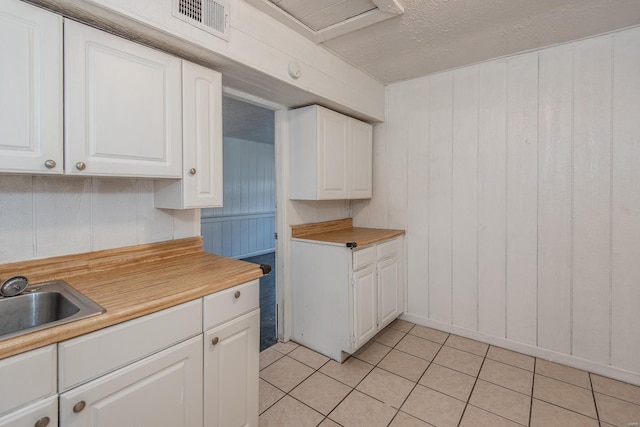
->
[274, 232, 278, 240]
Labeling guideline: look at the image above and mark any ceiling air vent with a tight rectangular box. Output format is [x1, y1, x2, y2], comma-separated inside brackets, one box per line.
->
[174, 0, 230, 41]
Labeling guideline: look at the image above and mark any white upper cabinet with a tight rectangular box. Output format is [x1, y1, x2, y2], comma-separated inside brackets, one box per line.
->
[290, 105, 372, 200]
[349, 119, 374, 199]
[0, 0, 63, 174]
[155, 61, 223, 209]
[64, 19, 182, 178]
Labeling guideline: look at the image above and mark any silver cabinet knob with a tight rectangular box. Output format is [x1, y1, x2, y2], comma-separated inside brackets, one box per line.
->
[211, 337, 219, 345]
[234, 291, 241, 299]
[34, 417, 50, 427]
[44, 159, 56, 169]
[189, 168, 197, 175]
[73, 401, 86, 413]
[75, 162, 86, 171]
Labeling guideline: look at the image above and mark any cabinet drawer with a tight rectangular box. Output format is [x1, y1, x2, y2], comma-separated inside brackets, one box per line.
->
[352, 246, 375, 270]
[59, 299, 202, 391]
[0, 345, 56, 416]
[203, 280, 259, 330]
[377, 238, 399, 260]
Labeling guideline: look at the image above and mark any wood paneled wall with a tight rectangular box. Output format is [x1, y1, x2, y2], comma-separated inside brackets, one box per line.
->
[201, 137, 276, 258]
[354, 26, 640, 383]
[0, 176, 199, 263]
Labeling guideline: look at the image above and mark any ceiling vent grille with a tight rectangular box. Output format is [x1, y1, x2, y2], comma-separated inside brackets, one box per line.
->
[174, 0, 229, 41]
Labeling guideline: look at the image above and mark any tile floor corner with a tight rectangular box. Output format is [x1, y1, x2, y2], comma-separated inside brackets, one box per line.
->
[259, 321, 640, 427]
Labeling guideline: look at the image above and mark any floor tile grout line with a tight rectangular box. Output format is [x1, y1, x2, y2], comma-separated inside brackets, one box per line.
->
[457, 348, 488, 427]
[589, 372, 602, 424]
[534, 370, 594, 391]
[529, 357, 536, 426]
[531, 396, 601, 422]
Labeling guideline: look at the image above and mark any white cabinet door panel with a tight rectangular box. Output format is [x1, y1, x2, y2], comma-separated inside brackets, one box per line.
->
[0, 0, 62, 174]
[318, 108, 349, 199]
[353, 265, 377, 349]
[0, 344, 56, 417]
[64, 19, 182, 178]
[378, 257, 401, 329]
[155, 61, 223, 208]
[204, 310, 259, 427]
[349, 119, 373, 199]
[0, 395, 57, 427]
[60, 336, 203, 427]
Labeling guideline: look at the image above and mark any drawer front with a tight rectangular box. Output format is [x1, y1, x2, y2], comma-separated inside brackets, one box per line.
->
[352, 246, 375, 270]
[377, 238, 399, 260]
[203, 280, 259, 330]
[59, 299, 202, 391]
[0, 345, 56, 416]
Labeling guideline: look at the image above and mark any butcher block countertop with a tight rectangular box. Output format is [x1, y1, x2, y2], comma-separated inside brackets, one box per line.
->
[0, 237, 265, 360]
[291, 219, 405, 247]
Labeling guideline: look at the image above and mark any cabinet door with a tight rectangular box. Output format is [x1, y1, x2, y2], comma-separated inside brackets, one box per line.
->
[378, 256, 401, 329]
[204, 310, 259, 427]
[0, 395, 57, 427]
[349, 119, 373, 199]
[0, 0, 62, 174]
[64, 19, 182, 178]
[317, 108, 349, 199]
[353, 265, 377, 349]
[155, 61, 223, 208]
[59, 336, 203, 427]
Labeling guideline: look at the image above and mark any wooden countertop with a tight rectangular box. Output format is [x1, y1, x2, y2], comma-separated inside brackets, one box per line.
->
[291, 219, 405, 247]
[0, 237, 265, 360]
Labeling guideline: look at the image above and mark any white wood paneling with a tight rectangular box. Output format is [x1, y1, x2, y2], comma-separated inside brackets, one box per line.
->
[405, 77, 430, 318]
[91, 179, 138, 251]
[537, 44, 573, 354]
[34, 176, 92, 258]
[427, 73, 453, 323]
[0, 176, 34, 262]
[360, 26, 640, 383]
[572, 35, 612, 365]
[451, 66, 479, 330]
[201, 137, 275, 259]
[505, 53, 538, 346]
[0, 177, 200, 263]
[136, 180, 175, 244]
[611, 28, 640, 374]
[477, 60, 508, 338]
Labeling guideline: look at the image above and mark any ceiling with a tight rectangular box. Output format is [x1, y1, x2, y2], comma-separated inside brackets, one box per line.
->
[223, 96, 274, 144]
[312, 0, 640, 84]
[225, 0, 640, 140]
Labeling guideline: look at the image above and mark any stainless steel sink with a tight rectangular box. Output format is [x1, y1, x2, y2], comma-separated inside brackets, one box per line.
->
[0, 280, 105, 341]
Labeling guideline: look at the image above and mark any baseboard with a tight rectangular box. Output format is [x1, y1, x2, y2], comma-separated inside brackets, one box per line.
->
[400, 313, 640, 387]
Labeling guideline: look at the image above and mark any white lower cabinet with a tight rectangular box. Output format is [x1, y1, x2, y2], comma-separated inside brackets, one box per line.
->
[0, 395, 57, 427]
[59, 336, 203, 427]
[353, 265, 377, 349]
[292, 236, 404, 361]
[204, 310, 259, 427]
[0, 344, 57, 426]
[52, 280, 259, 427]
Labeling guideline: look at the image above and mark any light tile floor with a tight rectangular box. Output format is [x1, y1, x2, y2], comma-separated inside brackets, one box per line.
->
[259, 320, 640, 427]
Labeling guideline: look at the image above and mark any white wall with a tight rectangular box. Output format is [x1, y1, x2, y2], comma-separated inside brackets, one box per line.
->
[201, 137, 276, 259]
[0, 175, 199, 263]
[354, 26, 640, 385]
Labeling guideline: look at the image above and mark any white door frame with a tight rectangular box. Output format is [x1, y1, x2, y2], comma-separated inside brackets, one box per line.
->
[222, 87, 291, 342]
